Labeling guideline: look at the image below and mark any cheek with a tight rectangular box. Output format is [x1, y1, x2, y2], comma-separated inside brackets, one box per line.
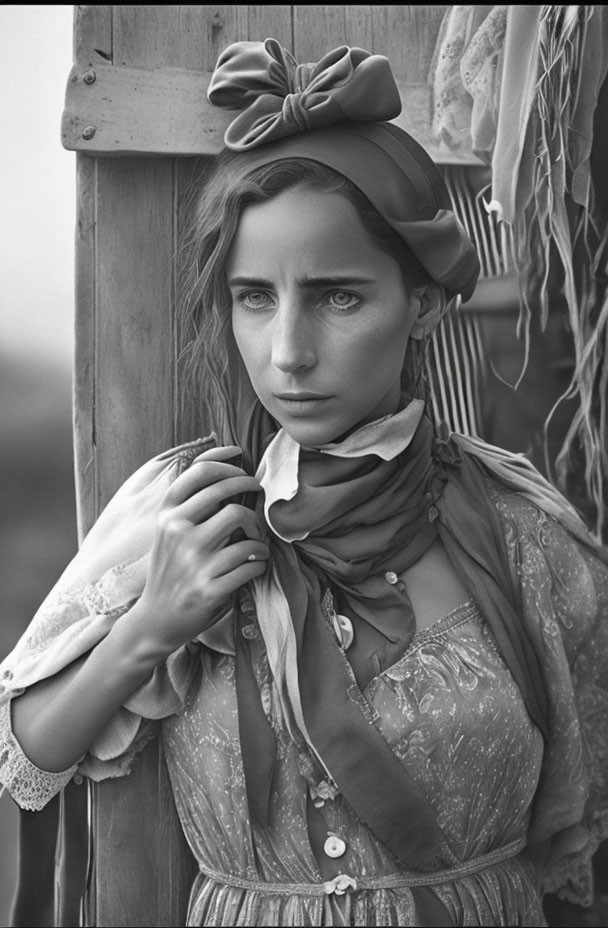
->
[231, 320, 275, 402]
[232, 316, 261, 372]
[353, 310, 411, 369]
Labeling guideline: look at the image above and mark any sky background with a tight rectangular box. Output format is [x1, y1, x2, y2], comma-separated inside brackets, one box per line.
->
[1, 4, 75, 369]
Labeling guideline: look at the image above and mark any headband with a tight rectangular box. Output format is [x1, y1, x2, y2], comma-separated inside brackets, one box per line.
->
[208, 39, 480, 302]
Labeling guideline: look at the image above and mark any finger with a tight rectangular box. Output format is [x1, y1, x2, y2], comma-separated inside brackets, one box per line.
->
[164, 461, 256, 508]
[175, 475, 263, 525]
[206, 559, 269, 604]
[192, 504, 266, 548]
[192, 445, 242, 464]
[209, 539, 270, 577]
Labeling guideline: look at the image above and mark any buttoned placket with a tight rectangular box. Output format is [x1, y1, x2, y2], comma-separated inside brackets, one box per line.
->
[239, 587, 359, 895]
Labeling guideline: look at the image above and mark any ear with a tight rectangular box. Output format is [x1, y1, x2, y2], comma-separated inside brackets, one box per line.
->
[409, 283, 450, 340]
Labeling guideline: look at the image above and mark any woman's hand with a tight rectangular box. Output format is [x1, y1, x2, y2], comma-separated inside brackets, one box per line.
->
[129, 445, 269, 657]
[11, 444, 270, 775]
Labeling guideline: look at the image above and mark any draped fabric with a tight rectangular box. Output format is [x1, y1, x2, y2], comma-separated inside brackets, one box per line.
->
[429, 5, 608, 541]
[429, 5, 505, 163]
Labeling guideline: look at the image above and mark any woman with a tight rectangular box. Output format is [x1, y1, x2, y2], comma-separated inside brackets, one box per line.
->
[1, 39, 607, 927]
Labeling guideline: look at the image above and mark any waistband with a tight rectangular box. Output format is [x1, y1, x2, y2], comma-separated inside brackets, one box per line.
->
[199, 836, 527, 897]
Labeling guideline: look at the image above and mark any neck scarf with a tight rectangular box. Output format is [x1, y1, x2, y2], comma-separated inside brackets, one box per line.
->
[256, 399, 437, 686]
[238, 399, 449, 867]
[234, 396, 594, 868]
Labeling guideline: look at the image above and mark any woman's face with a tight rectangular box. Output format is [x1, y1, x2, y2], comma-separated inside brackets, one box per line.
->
[228, 185, 419, 447]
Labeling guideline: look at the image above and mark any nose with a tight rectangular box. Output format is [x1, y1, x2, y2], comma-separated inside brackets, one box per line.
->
[271, 301, 316, 373]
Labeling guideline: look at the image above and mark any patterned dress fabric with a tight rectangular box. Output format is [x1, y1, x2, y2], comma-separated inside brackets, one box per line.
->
[163, 599, 544, 926]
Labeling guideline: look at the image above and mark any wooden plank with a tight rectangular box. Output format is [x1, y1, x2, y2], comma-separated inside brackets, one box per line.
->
[58, 11, 104, 927]
[73, 154, 98, 541]
[61, 63, 233, 156]
[113, 4, 249, 69]
[111, 4, 291, 69]
[74, 4, 113, 68]
[94, 157, 176, 505]
[247, 5, 293, 48]
[94, 741, 197, 927]
[293, 4, 350, 58]
[54, 783, 90, 928]
[371, 5, 447, 84]
[61, 62, 479, 163]
[91, 156, 180, 926]
[293, 4, 377, 56]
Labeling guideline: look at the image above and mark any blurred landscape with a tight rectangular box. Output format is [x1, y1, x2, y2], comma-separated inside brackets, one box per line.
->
[1, 7, 76, 921]
[0, 351, 77, 925]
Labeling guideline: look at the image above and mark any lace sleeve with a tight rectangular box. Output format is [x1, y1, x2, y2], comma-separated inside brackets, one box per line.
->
[0, 697, 79, 811]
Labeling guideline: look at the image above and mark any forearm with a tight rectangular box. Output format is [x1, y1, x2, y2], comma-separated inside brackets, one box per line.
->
[11, 600, 169, 773]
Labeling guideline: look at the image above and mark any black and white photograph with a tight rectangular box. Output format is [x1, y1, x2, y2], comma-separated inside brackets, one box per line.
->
[1, 6, 607, 927]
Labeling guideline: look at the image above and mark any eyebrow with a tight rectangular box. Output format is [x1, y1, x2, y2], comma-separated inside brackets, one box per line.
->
[227, 275, 376, 288]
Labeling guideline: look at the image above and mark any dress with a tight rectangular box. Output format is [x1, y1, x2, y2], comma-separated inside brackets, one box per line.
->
[163, 597, 544, 926]
[1, 436, 607, 927]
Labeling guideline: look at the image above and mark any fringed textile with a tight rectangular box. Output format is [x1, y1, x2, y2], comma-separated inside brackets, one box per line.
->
[429, 5, 608, 541]
[495, 6, 608, 542]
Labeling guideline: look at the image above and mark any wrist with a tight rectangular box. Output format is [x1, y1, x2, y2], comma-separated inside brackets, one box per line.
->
[107, 600, 176, 672]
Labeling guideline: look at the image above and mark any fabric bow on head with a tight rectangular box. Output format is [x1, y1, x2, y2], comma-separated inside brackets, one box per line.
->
[208, 38, 402, 151]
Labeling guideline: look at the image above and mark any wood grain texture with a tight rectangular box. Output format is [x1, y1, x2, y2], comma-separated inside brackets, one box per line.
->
[61, 63, 233, 156]
[73, 154, 98, 541]
[112, 5, 293, 69]
[94, 156, 176, 505]
[371, 5, 447, 83]
[74, 4, 112, 68]
[54, 783, 90, 928]
[94, 741, 197, 927]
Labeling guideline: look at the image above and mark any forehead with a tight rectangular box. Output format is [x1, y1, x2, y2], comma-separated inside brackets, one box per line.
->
[227, 186, 392, 275]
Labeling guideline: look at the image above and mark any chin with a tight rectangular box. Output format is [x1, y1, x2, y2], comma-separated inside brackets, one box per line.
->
[279, 417, 358, 448]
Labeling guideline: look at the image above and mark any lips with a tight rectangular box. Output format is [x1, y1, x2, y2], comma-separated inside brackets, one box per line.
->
[274, 393, 330, 401]
[273, 393, 332, 414]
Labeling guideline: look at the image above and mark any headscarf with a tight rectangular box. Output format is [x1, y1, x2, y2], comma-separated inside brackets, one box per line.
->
[208, 38, 480, 302]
